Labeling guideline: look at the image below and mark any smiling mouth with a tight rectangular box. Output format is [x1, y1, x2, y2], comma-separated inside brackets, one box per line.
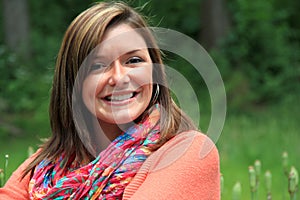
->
[104, 92, 138, 102]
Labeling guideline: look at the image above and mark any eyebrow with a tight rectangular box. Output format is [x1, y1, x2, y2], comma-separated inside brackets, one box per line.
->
[94, 48, 147, 60]
[124, 49, 147, 55]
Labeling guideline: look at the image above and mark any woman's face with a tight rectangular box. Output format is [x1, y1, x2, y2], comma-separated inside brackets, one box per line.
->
[82, 23, 153, 128]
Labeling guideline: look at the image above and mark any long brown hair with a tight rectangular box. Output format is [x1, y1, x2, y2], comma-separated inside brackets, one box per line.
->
[23, 1, 196, 177]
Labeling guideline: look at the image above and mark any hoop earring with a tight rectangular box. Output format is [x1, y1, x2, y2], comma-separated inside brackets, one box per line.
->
[151, 84, 160, 104]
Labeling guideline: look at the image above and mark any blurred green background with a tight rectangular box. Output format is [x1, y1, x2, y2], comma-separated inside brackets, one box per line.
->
[0, 0, 299, 199]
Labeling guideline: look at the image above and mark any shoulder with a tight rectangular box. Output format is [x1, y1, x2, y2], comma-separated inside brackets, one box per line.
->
[124, 131, 220, 200]
[149, 130, 219, 173]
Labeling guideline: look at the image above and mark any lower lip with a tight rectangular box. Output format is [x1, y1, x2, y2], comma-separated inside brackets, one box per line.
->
[100, 93, 139, 106]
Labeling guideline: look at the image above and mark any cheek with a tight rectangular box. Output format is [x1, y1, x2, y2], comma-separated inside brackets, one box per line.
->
[143, 84, 153, 102]
[132, 66, 153, 104]
[129, 65, 153, 87]
[82, 75, 103, 110]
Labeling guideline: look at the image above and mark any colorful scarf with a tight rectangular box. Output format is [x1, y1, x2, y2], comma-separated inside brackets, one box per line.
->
[29, 105, 160, 199]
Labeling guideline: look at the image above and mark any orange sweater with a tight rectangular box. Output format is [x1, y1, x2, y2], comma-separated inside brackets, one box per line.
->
[0, 131, 220, 199]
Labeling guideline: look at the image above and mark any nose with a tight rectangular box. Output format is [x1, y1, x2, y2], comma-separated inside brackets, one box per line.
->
[108, 60, 130, 86]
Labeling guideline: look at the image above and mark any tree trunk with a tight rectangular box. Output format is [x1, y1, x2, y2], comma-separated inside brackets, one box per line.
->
[199, 0, 230, 51]
[2, 0, 30, 59]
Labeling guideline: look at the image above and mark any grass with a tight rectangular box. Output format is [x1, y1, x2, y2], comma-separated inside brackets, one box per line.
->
[0, 134, 42, 179]
[0, 96, 299, 199]
[218, 97, 300, 199]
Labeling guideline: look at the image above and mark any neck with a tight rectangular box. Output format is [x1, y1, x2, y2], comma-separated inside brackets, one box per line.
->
[88, 118, 133, 155]
[96, 119, 134, 139]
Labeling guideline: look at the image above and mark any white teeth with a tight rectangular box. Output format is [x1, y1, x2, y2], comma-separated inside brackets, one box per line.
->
[107, 93, 134, 101]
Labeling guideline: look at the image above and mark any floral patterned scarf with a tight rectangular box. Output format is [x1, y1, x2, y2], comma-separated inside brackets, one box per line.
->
[29, 105, 160, 199]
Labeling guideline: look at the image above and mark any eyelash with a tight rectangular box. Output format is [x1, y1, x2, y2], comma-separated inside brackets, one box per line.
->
[90, 56, 145, 71]
[126, 57, 145, 65]
[90, 63, 107, 71]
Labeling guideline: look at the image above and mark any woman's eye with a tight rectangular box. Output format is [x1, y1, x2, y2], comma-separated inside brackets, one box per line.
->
[126, 57, 144, 64]
[90, 63, 107, 71]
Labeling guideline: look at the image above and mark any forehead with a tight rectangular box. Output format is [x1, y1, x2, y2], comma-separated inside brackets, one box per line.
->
[94, 24, 148, 59]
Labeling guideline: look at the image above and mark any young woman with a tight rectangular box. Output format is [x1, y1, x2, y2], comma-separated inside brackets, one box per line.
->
[0, 2, 220, 199]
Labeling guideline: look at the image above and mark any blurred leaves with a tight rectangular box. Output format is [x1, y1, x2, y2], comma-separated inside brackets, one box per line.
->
[0, 0, 299, 138]
[216, 0, 300, 107]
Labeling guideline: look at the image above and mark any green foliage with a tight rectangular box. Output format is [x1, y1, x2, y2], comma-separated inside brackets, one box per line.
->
[0, 44, 52, 140]
[224, 157, 299, 199]
[1, 0, 299, 138]
[264, 171, 272, 199]
[152, 0, 200, 36]
[0, 46, 45, 112]
[0, 169, 4, 187]
[232, 182, 242, 200]
[219, 96, 300, 199]
[289, 166, 299, 200]
[0, 0, 97, 138]
[215, 0, 300, 107]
